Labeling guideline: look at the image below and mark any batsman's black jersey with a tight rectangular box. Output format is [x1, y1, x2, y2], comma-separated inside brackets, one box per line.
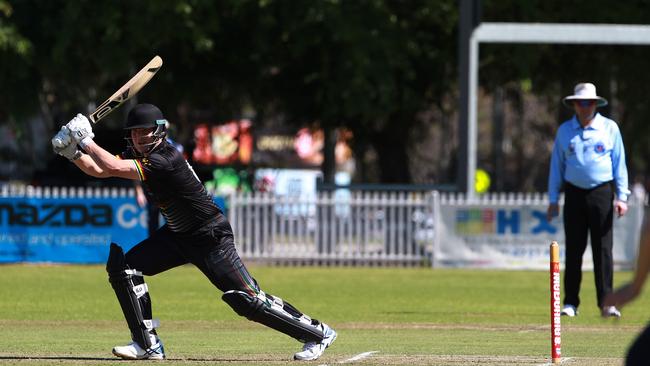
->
[124, 141, 222, 233]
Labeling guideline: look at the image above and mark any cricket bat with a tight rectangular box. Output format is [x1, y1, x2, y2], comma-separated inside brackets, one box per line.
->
[89, 55, 163, 124]
[52, 56, 162, 148]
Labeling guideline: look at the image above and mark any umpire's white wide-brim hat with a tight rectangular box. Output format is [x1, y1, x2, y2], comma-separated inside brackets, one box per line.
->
[562, 82, 608, 107]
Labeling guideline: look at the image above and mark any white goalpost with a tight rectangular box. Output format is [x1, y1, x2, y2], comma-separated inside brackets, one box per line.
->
[463, 22, 650, 197]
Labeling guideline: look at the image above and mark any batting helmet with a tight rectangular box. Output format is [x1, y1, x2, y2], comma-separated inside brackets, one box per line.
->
[124, 104, 167, 156]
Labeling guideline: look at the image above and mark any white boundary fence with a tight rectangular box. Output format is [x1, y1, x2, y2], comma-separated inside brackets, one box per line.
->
[1, 185, 645, 268]
[0, 184, 133, 199]
[229, 191, 645, 269]
[228, 191, 436, 265]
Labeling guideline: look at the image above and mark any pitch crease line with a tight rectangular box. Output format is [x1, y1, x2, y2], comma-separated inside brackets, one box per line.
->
[537, 357, 573, 366]
[318, 350, 379, 366]
[341, 351, 379, 363]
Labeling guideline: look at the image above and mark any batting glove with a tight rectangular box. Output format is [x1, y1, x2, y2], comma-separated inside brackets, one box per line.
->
[66, 113, 95, 148]
[51, 126, 82, 161]
[51, 125, 72, 148]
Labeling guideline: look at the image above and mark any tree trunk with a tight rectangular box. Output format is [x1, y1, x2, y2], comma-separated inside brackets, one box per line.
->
[373, 125, 411, 183]
[321, 126, 336, 185]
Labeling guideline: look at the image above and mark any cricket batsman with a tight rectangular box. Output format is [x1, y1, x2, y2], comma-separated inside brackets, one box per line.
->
[50, 104, 337, 361]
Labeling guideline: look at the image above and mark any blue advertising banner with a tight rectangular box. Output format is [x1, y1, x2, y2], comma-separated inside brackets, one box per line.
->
[0, 196, 148, 263]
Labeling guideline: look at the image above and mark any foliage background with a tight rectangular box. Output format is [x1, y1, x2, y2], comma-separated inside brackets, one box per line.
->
[2, 0, 650, 191]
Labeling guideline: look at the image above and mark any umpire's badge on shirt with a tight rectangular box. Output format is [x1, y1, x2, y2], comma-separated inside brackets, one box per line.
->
[594, 141, 606, 154]
[142, 157, 151, 166]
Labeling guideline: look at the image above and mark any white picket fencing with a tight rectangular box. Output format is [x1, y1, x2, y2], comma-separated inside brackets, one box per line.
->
[0, 184, 133, 199]
[228, 191, 437, 265]
[228, 190, 644, 268]
[1, 184, 644, 268]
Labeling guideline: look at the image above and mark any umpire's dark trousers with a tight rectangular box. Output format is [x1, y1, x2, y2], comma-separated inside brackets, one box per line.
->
[563, 181, 614, 309]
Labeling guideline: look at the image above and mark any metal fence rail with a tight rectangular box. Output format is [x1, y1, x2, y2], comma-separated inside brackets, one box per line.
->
[228, 191, 436, 265]
[0, 184, 133, 199]
[4, 184, 642, 268]
[0, 185, 437, 266]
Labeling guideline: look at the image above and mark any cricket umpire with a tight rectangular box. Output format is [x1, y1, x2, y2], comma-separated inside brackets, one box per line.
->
[51, 104, 337, 361]
[547, 82, 630, 318]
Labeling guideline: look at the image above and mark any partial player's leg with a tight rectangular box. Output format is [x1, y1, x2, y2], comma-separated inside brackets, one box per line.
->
[222, 287, 326, 342]
[626, 323, 650, 365]
[106, 226, 188, 359]
[180, 221, 336, 360]
[194, 240, 327, 342]
[222, 288, 337, 361]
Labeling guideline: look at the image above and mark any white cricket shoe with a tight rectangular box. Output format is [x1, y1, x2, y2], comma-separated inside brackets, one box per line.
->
[560, 304, 578, 317]
[293, 323, 337, 361]
[602, 305, 622, 318]
[112, 338, 165, 360]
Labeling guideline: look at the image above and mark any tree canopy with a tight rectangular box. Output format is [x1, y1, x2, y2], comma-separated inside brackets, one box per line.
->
[2, 0, 650, 190]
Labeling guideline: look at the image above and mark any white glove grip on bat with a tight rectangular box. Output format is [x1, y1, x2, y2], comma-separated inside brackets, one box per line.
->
[54, 143, 82, 161]
[51, 126, 72, 148]
[66, 113, 95, 147]
[51, 127, 81, 161]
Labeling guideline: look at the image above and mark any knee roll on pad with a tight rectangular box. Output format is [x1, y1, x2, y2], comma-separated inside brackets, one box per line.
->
[106, 243, 158, 349]
[222, 290, 324, 343]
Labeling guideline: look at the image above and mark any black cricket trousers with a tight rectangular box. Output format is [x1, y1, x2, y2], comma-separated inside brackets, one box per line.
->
[124, 215, 260, 297]
[562, 181, 614, 309]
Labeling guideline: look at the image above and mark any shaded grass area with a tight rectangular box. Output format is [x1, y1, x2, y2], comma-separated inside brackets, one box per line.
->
[0, 264, 647, 365]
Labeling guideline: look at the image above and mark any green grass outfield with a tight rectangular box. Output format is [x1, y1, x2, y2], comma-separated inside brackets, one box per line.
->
[0, 265, 647, 365]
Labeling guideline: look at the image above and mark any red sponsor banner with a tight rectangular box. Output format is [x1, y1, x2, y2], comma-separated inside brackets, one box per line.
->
[193, 120, 253, 165]
[193, 122, 354, 171]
